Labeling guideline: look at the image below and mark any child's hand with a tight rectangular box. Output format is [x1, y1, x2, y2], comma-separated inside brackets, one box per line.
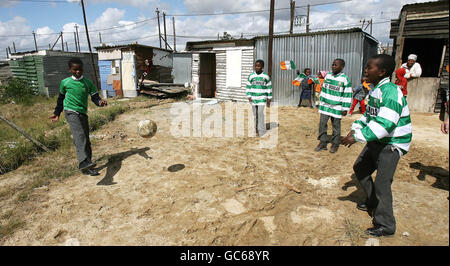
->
[341, 130, 356, 147]
[266, 99, 271, 108]
[48, 114, 59, 123]
[248, 98, 252, 103]
[342, 111, 347, 116]
[100, 100, 107, 107]
[441, 118, 449, 134]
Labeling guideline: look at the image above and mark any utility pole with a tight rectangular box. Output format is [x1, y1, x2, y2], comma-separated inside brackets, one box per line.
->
[32, 31, 38, 51]
[369, 18, 373, 35]
[394, 10, 408, 81]
[268, 0, 275, 77]
[74, 32, 78, 52]
[61, 32, 64, 51]
[6, 48, 9, 59]
[163, 11, 167, 50]
[80, 0, 100, 91]
[13, 42, 16, 53]
[306, 4, 310, 33]
[290, 0, 295, 34]
[99, 32, 102, 44]
[75, 24, 80, 52]
[172, 16, 176, 52]
[156, 8, 162, 48]
[66, 42, 68, 51]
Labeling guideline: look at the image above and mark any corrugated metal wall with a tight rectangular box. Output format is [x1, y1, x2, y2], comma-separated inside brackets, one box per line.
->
[255, 31, 377, 106]
[9, 56, 45, 95]
[42, 53, 100, 97]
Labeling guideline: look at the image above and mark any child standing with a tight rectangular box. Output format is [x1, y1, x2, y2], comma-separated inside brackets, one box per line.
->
[342, 54, 412, 237]
[394, 67, 408, 98]
[315, 59, 352, 153]
[246, 59, 272, 137]
[295, 68, 314, 108]
[48, 58, 107, 176]
[349, 77, 370, 115]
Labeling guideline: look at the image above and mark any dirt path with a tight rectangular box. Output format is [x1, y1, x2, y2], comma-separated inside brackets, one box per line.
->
[1, 103, 448, 246]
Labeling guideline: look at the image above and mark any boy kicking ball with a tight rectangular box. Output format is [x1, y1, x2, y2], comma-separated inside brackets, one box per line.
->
[49, 58, 107, 176]
[341, 54, 412, 237]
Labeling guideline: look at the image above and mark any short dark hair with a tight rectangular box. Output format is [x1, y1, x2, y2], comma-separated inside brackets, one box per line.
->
[371, 54, 395, 78]
[304, 68, 311, 73]
[255, 59, 264, 67]
[334, 58, 345, 67]
[68, 57, 83, 68]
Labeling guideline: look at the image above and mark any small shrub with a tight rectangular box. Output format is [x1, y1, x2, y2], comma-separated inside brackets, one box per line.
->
[0, 78, 37, 105]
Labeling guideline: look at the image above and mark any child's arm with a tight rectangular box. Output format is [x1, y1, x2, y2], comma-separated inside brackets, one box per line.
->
[89, 80, 107, 107]
[246, 75, 252, 103]
[49, 80, 67, 122]
[341, 77, 353, 116]
[266, 76, 272, 107]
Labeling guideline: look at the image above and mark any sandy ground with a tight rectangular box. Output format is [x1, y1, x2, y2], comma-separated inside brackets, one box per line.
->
[0, 101, 448, 246]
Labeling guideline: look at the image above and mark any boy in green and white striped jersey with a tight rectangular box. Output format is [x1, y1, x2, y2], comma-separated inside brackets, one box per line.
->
[342, 54, 412, 237]
[315, 59, 353, 153]
[246, 59, 272, 137]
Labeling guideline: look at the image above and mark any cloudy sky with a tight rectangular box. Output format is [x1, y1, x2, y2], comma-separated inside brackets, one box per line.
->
[0, 0, 430, 59]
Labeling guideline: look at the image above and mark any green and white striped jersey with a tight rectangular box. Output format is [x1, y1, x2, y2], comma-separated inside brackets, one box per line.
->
[318, 72, 353, 118]
[246, 71, 273, 105]
[351, 77, 412, 156]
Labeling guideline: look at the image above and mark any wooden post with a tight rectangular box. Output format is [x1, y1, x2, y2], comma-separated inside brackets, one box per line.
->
[74, 32, 78, 52]
[0, 114, 50, 152]
[156, 8, 162, 48]
[75, 24, 80, 52]
[33, 31, 38, 51]
[13, 42, 16, 53]
[163, 12, 167, 50]
[172, 17, 176, 52]
[99, 32, 102, 44]
[268, 0, 275, 77]
[290, 0, 295, 35]
[80, 0, 100, 91]
[394, 10, 408, 81]
[306, 4, 310, 33]
[61, 32, 64, 51]
[438, 45, 447, 78]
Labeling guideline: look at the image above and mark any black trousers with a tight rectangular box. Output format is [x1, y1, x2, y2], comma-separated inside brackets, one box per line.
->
[318, 113, 341, 145]
[353, 142, 400, 233]
[65, 111, 93, 170]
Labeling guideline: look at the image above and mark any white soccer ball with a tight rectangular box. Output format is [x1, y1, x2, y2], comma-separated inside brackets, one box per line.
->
[138, 119, 157, 138]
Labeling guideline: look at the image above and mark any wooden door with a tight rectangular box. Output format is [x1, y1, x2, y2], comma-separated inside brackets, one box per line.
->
[199, 53, 216, 98]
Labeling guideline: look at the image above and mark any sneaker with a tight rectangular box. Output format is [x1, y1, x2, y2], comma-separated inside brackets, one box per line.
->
[364, 226, 395, 237]
[330, 144, 339, 153]
[82, 168, 100, 176]
[314, 143, 327, 152]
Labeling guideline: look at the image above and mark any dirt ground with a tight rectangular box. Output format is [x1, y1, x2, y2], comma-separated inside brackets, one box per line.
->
[1, 101, 448, 246]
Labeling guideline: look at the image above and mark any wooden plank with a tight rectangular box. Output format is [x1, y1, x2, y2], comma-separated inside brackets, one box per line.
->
[394, 10, 408, 81]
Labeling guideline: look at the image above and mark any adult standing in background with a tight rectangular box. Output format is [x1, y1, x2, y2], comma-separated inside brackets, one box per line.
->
[402, 54, 422, 80]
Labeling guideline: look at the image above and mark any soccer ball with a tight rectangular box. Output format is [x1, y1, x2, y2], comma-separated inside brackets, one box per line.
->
[138, 119, 157, 138]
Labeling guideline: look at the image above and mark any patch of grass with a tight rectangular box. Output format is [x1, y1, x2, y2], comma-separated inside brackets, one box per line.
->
[342, 218, 366, 246]
[0, 217, 25, 239]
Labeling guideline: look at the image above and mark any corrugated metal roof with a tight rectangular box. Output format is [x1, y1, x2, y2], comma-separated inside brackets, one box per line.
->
[94, 43, 172, 53]
[402, 0, 449, 13]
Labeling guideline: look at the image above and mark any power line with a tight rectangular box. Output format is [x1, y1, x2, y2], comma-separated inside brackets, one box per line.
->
[7, 0, 76, 3]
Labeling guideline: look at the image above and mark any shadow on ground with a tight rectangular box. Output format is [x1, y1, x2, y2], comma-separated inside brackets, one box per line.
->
[94, 147, 151, 186]
[409, 162, 449, 190]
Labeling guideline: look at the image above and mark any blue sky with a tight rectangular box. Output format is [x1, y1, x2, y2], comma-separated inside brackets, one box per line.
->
[0, 0, 429, 59]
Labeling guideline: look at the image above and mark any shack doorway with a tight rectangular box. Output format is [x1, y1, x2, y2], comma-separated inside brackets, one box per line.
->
[402, 38, 447, 77]
[199, 53, 216, 98]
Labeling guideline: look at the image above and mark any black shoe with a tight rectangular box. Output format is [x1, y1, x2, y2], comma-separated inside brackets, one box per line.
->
[314, 143, 327, 152]
[80, 162, 96, 171]
[330, 144, 339, 153]
[364, 226, 394, 237]
[82, 168, 100, 176]
[357, 202, 369, 211]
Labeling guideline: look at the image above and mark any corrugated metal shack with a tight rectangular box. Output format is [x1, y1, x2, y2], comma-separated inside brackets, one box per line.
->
[185, 39, 255, 102]
[0, 61, 12, 85]
[185, 28, 378, 106]
[95, 44, 173, 98]
[390, 0, 449, 113]
[254, 28, 378, 106]
[7, 50, 100, 97]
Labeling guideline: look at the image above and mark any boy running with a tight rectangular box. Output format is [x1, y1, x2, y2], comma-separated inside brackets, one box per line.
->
[246, 59, 272, 137]
[49, 57, 107, 176]
[341, 54, 412, 237]
[315, 59, 352, 153]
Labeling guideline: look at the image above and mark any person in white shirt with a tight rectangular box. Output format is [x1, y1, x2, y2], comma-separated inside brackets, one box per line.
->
[401, 54, 422, 80]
